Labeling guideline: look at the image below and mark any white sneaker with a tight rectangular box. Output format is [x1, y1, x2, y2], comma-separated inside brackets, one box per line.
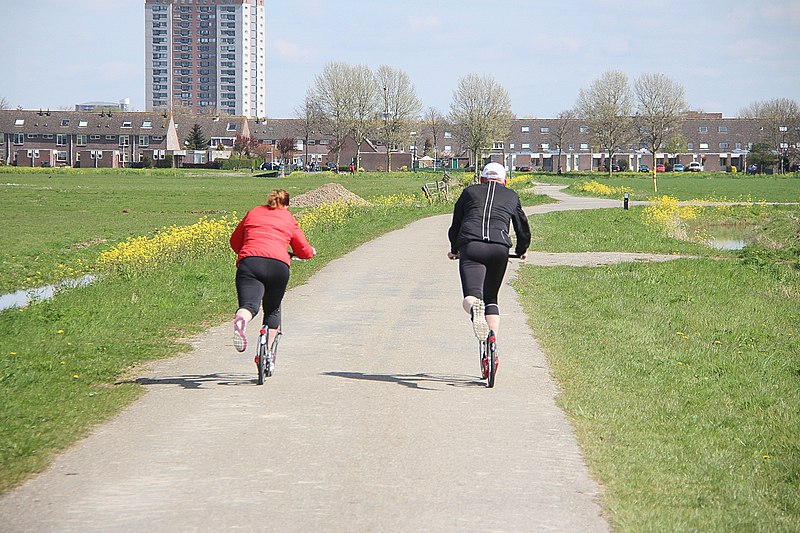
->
[471, 299, 489, 340]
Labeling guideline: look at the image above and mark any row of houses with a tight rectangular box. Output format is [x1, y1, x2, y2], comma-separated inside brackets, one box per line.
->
[1, 109, 794, 171]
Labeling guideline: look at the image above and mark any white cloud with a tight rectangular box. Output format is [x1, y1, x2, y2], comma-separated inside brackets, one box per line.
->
[273, 39, 317, 63]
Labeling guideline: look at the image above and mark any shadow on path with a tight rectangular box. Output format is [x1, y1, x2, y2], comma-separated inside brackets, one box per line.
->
[322, 371, 484, 390]
[130, 373, 255, 389]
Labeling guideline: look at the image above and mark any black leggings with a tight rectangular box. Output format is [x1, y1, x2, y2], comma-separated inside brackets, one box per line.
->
[235, 256, 290, 329]
[459, 241, 509, 316]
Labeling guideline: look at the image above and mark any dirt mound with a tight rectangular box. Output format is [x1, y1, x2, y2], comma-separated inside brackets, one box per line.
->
[291, 183, 368, 208]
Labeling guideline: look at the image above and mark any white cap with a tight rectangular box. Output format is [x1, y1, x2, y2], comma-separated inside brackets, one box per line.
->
[481, 162, 507, 183]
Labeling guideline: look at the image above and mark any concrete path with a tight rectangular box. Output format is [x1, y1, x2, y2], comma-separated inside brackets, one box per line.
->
[1, 185, 672, 532]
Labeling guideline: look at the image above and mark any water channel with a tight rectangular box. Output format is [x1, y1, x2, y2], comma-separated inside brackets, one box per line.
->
[0, 275, 96, 312]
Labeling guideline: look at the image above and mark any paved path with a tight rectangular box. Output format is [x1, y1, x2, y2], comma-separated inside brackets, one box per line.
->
[1, 185, 676, 532]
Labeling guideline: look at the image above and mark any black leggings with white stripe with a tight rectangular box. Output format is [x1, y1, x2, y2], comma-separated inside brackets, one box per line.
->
[458, 240, 509, 316]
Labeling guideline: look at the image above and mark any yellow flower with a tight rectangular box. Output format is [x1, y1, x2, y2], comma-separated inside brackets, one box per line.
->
[675, 331, 686, 336]
[57, 330, 65, 334]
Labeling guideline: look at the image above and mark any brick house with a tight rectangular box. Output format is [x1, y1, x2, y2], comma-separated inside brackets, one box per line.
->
[0, 110, 178, 167]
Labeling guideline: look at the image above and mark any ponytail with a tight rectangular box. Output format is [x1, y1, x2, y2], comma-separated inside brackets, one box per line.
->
[266, 189, 290, 209]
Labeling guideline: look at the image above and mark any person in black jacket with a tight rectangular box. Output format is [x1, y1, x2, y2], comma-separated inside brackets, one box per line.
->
[447, 162, 531, 341]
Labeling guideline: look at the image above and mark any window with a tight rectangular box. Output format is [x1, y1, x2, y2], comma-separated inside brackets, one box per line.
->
[77, 134, 87, 146]
[152, 135, 164, 141]
[14, 119, 24, 126]
[13, 133, 24, 145]
[698, 126, 708, 133]
[27, 133, 38, 139]
[687, 142, 694, 150]
[139, 135, 149, 147]
[105, 135, 116, 140]
[119, 135, 129, 147]
[718, 126, 728, 133]
[580, 143, 589, 150]
[226, 123, 237, 131]
[444, 145, 452, 152]
[444, 131, 452, 139]
[541, 143, 549, 150]
[568, 143, 575, 151]
[493, 142, 504, 149]
[699, 143, 709, 150]
[57, 151, 67, 162]
[540, 127, 549, 133]
[580, 126, 589, 133]
[56, 134, 68, 146]
[78, 120, 88, 128]
[521, 126, 530, 133]
[509, 143, 515, 149]
[61, 119, 70, 127]
[121, 121, 132, 128]
[719, 142, 729, 149]
[735, 143, 742, 150]
[90, 134, 101, 140]
[42, 134, 54, 139]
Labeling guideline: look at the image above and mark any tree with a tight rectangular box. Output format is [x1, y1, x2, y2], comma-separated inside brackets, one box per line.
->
[277, 137, 297, 166]
[347, 64, 380, 170]
[185, 124, 207, 150]
[295, 91, 321, 169]
[377, 65, 422, 171]
[574, 70, 634, 177]
[423, 107, 445, 168]
[233, 134, 259, 157]
[310, 62, 353, 169]
[634, 73, 688, 192]
[448, 74, 512, 178]
[553, 109, 576, 174]
[747, 142, 778, 173]
[0, 96, 9, 110]
[664, 133, 688, 155]
[740, 98, 800, 173]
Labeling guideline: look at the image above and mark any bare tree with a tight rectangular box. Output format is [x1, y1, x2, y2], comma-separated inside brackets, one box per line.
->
[448, 74, 512, 178]
[311, 62, 354, 169]
[346, 64, 380, 170]
[740, 98, 800, 173]
[295, 90, 321, 169]
[634, 73, 688, 192]
[553, 109, 576, 174]
[424, 107, 445, 170]
[376, 65, 422, 171]
[0, 96, 9, 110]
[575, 70, 634, 177]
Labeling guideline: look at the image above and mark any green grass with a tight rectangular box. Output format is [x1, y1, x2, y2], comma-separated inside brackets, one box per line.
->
[524, 171, 800, 202]
[0, 169, 450, 292]
[513, 204, 800, 531]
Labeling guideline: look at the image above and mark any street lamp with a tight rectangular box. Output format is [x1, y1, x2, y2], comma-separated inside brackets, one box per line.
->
[779, 126, 788, 174]
[383, 86, 390, 171]
[410, 131, 417, 171]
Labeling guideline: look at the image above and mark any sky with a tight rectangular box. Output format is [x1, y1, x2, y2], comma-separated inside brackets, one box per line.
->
[1, 0, 798, 118]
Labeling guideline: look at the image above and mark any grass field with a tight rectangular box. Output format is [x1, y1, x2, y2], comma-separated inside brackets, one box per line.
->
[1, 167, 798, 530]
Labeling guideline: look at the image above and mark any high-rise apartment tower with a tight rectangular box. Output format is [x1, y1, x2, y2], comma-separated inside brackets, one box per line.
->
[145, 0, 266, 117]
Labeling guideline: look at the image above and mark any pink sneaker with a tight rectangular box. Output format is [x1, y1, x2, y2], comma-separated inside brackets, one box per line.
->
[233, 316, 247, 352]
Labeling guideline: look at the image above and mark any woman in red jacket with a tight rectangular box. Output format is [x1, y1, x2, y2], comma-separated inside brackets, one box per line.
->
[230, 189, 315, 352]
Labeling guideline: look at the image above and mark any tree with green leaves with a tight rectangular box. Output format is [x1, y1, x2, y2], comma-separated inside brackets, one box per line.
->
[747, 142, 778, 173]
[634, 73, 688, 192]
[449, 74, 512, 179]
[185, 124, 207, 150]
[575, 70, 634, 177]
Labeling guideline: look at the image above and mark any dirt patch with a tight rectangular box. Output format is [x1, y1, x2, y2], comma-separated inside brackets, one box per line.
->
[71, 238, 109, 250]
[290, 183, 368, 208]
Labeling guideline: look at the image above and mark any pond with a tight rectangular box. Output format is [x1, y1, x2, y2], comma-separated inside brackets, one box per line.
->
[0, 275, 96, 312]
[701, 224, 758, 251]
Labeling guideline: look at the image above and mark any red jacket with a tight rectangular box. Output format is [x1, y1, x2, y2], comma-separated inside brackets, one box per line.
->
[230, 206, 315, 266]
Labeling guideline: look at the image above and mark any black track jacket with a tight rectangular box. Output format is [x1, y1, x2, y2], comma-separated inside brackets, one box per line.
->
[448, 181, 531, 256]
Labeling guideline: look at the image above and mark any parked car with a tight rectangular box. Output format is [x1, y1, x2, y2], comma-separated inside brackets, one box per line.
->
[672, 163, 685, 172]
[656, 164, 666, 173]
[638, 164, 650, 172]
[260, 161, 281, 170]
[516, 165, 532, 172]
[687, 162, 703, 172]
